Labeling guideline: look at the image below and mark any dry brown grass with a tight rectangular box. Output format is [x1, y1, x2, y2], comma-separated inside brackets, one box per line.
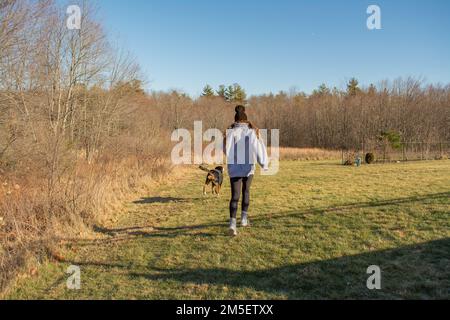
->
[279, 147, 341, 161]
[0, 154, 172, 295]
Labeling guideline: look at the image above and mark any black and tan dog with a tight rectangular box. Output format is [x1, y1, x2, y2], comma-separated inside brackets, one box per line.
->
[199, 165, 224, 196]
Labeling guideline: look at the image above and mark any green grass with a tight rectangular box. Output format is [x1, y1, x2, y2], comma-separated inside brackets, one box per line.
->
[6, 160, 450, 299]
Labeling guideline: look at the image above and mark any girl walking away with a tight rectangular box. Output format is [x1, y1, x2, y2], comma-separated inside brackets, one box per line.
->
[224, 105, 269, 236]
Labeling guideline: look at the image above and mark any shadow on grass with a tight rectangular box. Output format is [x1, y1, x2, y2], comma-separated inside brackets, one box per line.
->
[91, 191, 449, 239]
[81, 191, 450, 247]
[51, 238, 450, 299]
[259, 191, 450, 221]
[61, 191, 450, 299]
[132, 197, 186, 205]
[127, 238, 450, 299]
[91, 223, 225, 240]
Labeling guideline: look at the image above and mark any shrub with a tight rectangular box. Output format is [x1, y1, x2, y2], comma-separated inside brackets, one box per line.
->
[435, 155, 449, 160]
[342, 151, 356, 166]
[343, 160, 353, 166]
[365, 153, 375, 164]
[378, 131, 403, 150]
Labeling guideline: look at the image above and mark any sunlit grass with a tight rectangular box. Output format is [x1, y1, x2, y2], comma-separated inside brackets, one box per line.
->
[6, 160, 450, 299]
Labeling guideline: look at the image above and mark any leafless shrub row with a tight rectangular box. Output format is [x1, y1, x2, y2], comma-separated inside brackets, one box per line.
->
[0, 0, 172, 293]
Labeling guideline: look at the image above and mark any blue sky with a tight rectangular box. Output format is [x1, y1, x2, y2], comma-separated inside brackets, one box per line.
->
[91, 0, 450, 96]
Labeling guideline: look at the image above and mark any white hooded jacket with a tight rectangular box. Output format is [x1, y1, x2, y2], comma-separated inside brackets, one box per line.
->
[225, 123, 269, 178]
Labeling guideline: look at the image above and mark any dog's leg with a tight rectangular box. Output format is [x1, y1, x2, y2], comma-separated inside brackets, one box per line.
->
[203, 177, 211, 196]
[217, 185, 221, 196]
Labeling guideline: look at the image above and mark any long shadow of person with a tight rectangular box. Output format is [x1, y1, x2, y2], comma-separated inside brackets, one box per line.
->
[128, 238, 450, 299]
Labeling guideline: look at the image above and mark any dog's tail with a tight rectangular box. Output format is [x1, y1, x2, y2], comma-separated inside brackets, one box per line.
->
[199, 165, 210, 172]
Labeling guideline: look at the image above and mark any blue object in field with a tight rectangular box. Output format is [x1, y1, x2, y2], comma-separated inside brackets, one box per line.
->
[355, 156, 362, 167]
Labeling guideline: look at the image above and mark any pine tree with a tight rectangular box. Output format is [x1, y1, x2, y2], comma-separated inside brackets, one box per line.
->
[232, 83, 247, 102]
[225, 85, 235, 101]
[216, 83, 247, 102]
[313, 83, 330, 96]
[201, 84, 215, 97]
[216, 85, 227, 99]
[347, 78, 361, 96]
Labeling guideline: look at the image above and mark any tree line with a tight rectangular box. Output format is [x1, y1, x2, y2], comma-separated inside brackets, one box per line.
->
[158, 78, 450, 155]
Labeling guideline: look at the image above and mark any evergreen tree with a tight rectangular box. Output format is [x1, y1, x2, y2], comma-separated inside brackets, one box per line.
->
[232, 83, 247, 102]
[378, 131, 402, 150]
[313, 83, 330, 96]
[216, 85, 227, 99]
[216, 83, 247, 102]
[201, 84, 215, 97]
[347, 78, 361, 96]
[225, 85, 235, 101]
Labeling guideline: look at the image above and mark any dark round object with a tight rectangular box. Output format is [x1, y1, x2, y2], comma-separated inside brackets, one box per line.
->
[365, 153, 375, 164]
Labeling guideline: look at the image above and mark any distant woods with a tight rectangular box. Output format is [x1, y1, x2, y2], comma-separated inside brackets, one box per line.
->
[0, 1, 449, 171]
[179, 78, 450, 154]
[1, 0, 448, 167]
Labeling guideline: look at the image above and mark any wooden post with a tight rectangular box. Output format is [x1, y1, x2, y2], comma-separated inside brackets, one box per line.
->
[421, 143, 424, 161]
[402, 143, 406, 162]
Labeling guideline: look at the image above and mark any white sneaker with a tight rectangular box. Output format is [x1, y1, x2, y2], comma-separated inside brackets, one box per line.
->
[241, 212, 249, 227]
[229, 218, 238, 236]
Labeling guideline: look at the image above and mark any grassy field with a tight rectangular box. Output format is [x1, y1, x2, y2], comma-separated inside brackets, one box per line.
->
[6, 160, 450, 299]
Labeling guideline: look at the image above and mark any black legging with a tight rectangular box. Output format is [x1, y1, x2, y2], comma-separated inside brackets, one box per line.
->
[229, 175, 254, 219]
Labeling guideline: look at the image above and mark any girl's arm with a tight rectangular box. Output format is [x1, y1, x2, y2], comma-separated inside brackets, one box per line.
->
[254, 131, 269, 170]
[223, 126, 233, 155]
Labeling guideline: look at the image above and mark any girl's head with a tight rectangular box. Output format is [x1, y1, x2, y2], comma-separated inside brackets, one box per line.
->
[229, 105, 260, 138]
[234, 105, 248, 122]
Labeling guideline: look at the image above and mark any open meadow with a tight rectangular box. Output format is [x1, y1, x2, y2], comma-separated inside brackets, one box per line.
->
[6, 160, 450, 300]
